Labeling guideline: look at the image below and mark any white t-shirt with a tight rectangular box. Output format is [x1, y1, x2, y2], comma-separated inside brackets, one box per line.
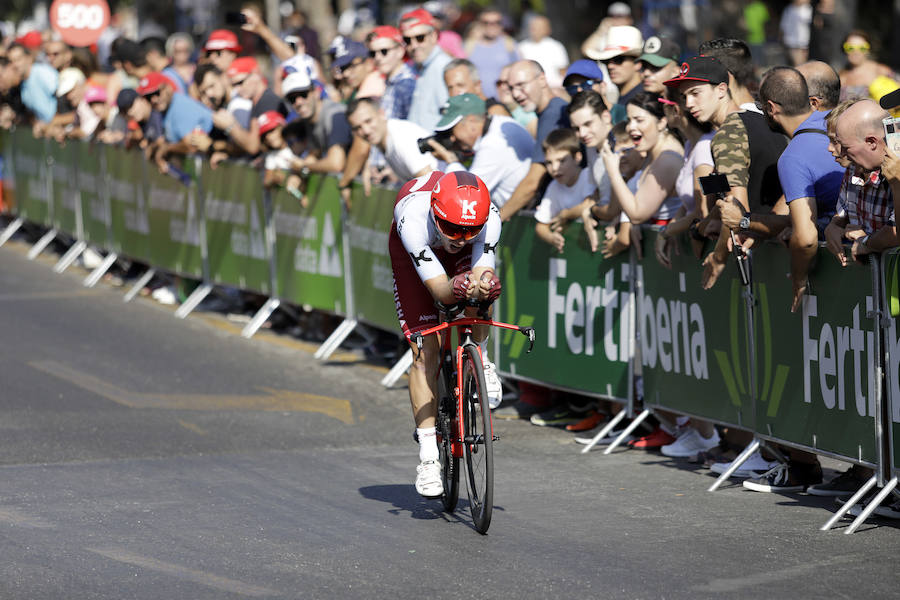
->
[394, 172, 501, 282]
[586, 147, 612, 206]
[446, 115, 534, 208]
[384, 118, 439, 182]
[518, 37, 570, 89]
[780, 3, 813, 49]
[534, 168, 596, 224]
[675, 132, 714, 213]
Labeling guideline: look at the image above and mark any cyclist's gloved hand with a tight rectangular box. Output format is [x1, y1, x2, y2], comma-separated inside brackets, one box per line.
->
[450, 271, 472, 301]
[480, 270, 502, 302]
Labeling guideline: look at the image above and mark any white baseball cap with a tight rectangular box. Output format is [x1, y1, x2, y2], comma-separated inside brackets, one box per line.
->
[590, 26, 644, 61]
[56, 67, 85, 97]
[283, 70, 313, 95]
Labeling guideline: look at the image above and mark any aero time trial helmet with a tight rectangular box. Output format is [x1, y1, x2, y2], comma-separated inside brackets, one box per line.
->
[430, 171, 491, 241]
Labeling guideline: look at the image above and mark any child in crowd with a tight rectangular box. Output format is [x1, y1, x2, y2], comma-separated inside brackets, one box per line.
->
[534, 128, 597, 253]
[600, 121, 641, 257]
[260, 111, 307, 206]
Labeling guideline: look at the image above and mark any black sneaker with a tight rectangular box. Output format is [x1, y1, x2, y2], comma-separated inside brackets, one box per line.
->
[848, 496, 900, 520]
[529, 405, 583, 427]
[807, 468, 868, 497]
[742, 462, 822, 493]
[492, 399, 549, 420]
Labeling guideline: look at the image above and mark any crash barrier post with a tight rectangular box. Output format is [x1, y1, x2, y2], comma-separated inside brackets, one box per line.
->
[493, 211, 636, 450]
[6, 129, 897, 533]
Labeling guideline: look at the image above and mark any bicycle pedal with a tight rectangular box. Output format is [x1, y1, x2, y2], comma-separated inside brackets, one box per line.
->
[492, 435, 500, 441]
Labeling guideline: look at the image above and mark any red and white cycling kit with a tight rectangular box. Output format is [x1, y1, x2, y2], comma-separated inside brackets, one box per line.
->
[389, 171, 502, 335]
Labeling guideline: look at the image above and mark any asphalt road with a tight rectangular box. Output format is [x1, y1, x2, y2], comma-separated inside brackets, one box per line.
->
[1, 237, 899, 600]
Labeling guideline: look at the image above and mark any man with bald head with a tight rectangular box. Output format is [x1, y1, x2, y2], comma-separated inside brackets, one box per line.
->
[755, 66, 843, 313]
[833, 99, 899, 262]
[500, 59, 570, 220]
[796, 61, 840, 111]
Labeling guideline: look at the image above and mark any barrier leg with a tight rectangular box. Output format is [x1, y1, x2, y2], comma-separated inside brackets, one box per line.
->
[708, 439, 761, 492]
[845, 476, 899, 535]
[123, 268, 156, 303]
[580, 409, 628, 454]
[314, 318, 359, 360]
[0, 216, 23, 248]
[242, 298, 281, 339]
[174, 283, 213, 319]
[820, 474, 878, 531]
[603, 408, 651, 455]
[53, 240, 86, 273]
[27, 228, 58, 260]
[82, 252, 118, 288]
[381, 348, 413, 388]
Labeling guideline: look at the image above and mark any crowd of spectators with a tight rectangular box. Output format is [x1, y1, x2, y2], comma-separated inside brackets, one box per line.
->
[2, 2, 900, 515]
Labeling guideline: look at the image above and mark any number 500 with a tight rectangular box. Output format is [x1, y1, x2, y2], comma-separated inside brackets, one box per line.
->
[56, 3, 105, 30]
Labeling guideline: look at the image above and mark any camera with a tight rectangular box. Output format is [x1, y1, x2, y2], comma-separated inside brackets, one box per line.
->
[417, 131, 452, 154]
[225, 11, 248, 25]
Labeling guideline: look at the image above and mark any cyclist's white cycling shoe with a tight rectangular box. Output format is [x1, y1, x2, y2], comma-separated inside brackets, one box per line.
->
[415, 460, 443, 498]
[483, 360, 503, 409]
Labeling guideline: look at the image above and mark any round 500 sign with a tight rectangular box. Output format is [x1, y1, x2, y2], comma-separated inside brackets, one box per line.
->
[49, 0, 110, 47]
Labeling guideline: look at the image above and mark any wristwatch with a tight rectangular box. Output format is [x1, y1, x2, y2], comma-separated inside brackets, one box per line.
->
[739, 211, 751, 230]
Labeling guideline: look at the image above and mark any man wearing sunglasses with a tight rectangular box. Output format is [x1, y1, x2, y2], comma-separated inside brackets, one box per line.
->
[593, 25, 645, 124]
[202, 30, 242, 75]
[638, 36, 682, 95]
[283, 70, 352, 174]
[389, 170, 503, 497]
[561, 59, 607, 102]
[400, 7, 452, 131]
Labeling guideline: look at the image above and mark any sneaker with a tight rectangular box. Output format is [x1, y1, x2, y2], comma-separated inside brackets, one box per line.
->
[415, 460, 443, 498]
[709, 450, 779, 479]
[482, 361, 503, 410]
[151, 285, 177, 305]
[530, 405, 583, 427]
[492, 399, 547, 420]
[847, 497, 900, 520]
[742, 462, 822, 493]
[574, 429, 634, 446]
[566, 410, 606, 432]
[660, 428, 721, 458]
[628, 426, 676, 449]
[807, 468, 869, 497]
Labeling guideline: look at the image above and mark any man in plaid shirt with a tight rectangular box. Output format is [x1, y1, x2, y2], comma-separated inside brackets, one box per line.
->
[830, 99, 898, 263]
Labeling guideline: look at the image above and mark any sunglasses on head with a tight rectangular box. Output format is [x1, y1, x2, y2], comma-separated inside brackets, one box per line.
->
[287, 89, 312, 102]
[565, 79, 599, 96]
[403, 33, 428, 45]
[434, 216, 484, 241]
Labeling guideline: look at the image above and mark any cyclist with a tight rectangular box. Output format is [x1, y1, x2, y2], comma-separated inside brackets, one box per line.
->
[389, 170, 503, 498]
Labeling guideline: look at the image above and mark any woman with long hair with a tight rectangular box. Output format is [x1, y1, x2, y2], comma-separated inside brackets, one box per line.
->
[839, 30, 898, 102]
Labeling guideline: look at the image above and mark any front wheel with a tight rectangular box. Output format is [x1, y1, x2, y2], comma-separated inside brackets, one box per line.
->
[461, 344, 494, 534]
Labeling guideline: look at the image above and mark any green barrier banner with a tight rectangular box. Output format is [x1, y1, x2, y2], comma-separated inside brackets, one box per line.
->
[638, 230, 753, 428]
[106, 145, 150, 260]
[12, 129, 51, 225]
[882, 250, 900, 475]
[751, 243, 877, 463]
[346, 184, 396, 330]
[75, 141, 109, 248]
[272, 175, 346, 313]
[48, 142, 79, 236]
[0, 129, 16, 213]
[203, 161, 271, 294]
[145, 166, 203, 278]
[495, 214, 631, 400]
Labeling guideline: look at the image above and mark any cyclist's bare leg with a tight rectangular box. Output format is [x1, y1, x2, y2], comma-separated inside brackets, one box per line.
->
[407, 333, 440, 429]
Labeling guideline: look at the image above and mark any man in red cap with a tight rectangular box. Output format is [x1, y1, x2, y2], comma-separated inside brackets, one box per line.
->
[214, 56, 288, 156]
[367, 25, 416, 121]
[399, 7, 452, 130]
[203, 29, 242, 73]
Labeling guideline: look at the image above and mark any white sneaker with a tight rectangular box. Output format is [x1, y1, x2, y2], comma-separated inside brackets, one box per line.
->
[415, 460, 443, 498]
[483, 360, 503, 409]
[661, 428, 721, 458]
[710, 450, 779, 478]
[81, 247, 103, 270]
[151, 285, 177, 305]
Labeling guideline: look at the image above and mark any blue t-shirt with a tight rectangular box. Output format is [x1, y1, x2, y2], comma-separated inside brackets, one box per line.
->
[777, 110, 843, 220]
[21, 63, 58, 123]
[533, 96, 570, 164]
[163, 92, 214, 143]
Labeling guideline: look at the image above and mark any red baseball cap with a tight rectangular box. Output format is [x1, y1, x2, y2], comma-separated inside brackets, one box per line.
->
[204, 29, 242, 53]
[258, 111, 286, 135]
[15, 31, 42, 50]
[226, 56, 259, 78]
[399, 8, 436, 31]
[136, 72, 175, 96]
[368, 25, 403, 45]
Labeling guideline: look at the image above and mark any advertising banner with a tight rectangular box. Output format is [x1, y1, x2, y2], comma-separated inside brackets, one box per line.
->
[346, 183, 397, 330]
[494, 214, 631, 400]
[882, 250, 900, 475]
[12, 129, 51, 225]
[74, 140, 109, 248]
[145, 165, 203, 278]
[751, 243, 878, 464]
[48, 142, 80, 236]
[638, 230, 753, 429]
[272, 175, 345, 313]
[203, 161, 271, 294]
[105, 144, 149, 260]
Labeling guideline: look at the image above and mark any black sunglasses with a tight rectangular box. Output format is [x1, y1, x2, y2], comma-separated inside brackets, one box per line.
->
[565, 79, 598, 96]
[369, 47, 394, 58]
[403, 33, 428, 45]
[604, 55, 632, 65]
[287, 89, 312, 102]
